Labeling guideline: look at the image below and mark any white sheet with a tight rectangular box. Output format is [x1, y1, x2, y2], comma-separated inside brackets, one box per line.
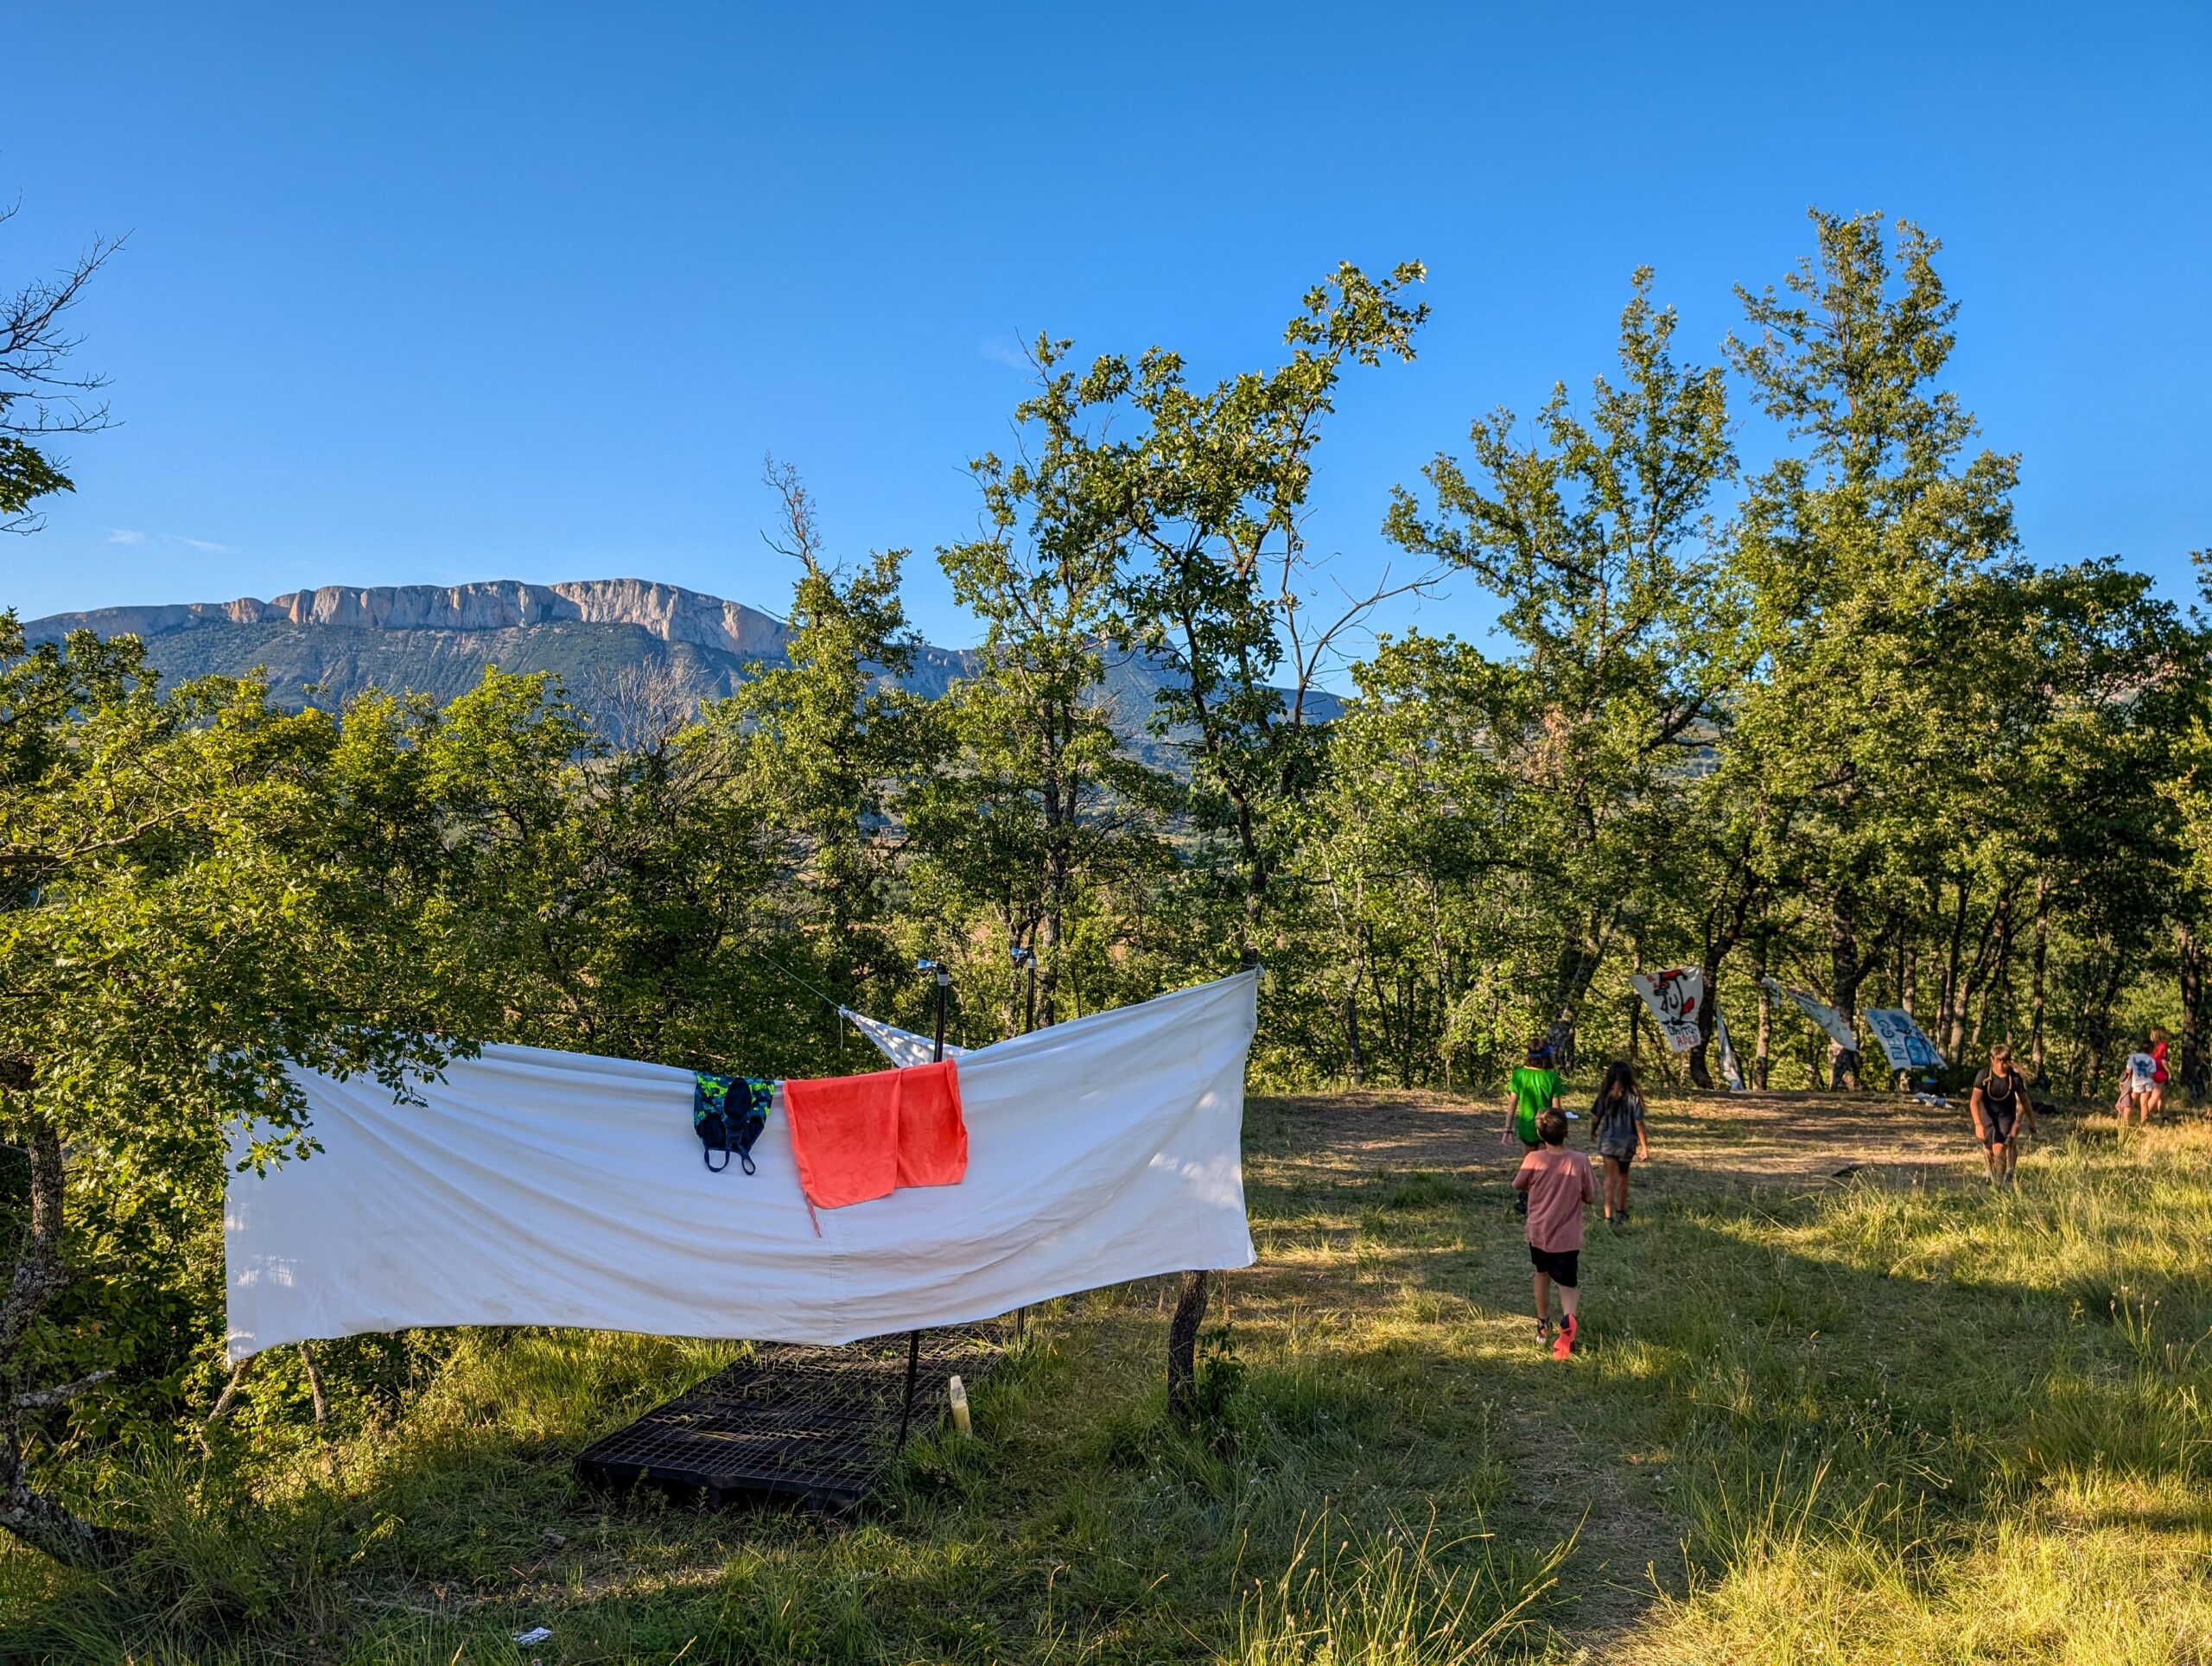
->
[1762, 976, 1859, 1052]
[225, 971, 1258, 1362]
[1713, 1005, 1747, 1091]
[839, 1008, 967, 1068]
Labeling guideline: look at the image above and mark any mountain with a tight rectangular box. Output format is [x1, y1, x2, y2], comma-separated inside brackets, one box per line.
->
[22, 577, 1333, 750]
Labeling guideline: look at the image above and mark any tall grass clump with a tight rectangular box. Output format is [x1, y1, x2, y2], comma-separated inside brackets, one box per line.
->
[1230, 1512, 1567, 1666]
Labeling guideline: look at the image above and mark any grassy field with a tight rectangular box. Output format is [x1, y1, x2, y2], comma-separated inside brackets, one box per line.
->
[3, 1090, 2209, 1663]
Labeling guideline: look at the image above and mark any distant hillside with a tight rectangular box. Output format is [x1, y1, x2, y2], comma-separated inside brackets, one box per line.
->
[23, 577, 1335, 751]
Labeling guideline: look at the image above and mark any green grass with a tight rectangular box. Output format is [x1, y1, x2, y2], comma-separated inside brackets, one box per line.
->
[3, 1105, 2209, 1663]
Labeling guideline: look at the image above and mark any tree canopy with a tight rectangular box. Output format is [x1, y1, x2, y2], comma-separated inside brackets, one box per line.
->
[2, 208, 2207, 1563]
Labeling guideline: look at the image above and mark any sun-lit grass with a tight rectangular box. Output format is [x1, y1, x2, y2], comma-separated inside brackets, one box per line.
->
[1, 1102, 2207, 1662]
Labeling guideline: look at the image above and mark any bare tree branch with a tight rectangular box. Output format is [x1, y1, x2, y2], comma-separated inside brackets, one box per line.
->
[11, 1369, 110, 1410]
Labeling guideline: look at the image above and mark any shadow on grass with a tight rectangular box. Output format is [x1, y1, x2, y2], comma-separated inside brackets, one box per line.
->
[8, 1126, 2207, 1663]
[0, 1303, 1569, 1663]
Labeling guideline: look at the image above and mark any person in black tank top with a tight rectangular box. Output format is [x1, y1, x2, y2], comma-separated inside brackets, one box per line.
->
[1971, 1043, 2033, 1184]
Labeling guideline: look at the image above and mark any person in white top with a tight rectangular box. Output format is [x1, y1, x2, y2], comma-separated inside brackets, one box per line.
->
[2117, 1046, 2158, 1129]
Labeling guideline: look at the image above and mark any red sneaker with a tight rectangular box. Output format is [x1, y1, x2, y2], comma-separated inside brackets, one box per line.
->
[1552, 1314, 1578, 1359]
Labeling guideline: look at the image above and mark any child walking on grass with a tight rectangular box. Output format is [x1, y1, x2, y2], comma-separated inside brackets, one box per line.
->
[1503, 1040, 1561, 1217]
[1589, 1059, 1650, 1228]
[1515, 1109, 1594, 1359]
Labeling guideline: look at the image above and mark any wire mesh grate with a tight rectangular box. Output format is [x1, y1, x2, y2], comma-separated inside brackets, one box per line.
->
[575, 1323, 1008, 1510]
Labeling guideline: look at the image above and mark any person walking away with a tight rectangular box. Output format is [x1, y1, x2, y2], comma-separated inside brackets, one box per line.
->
[1971, 1043, 2033, 1182]
[1503, 1041, 1561, 1216]
[2147, 1027, 2171, 1117]
[2118, 1044, 2158, 1129]
[1589, 1061, 1650, 1228]
[1515, 1110, 1594, 1358]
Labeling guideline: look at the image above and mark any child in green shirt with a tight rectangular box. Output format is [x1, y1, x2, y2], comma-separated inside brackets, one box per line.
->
[1503, 1041, 1561, 1214]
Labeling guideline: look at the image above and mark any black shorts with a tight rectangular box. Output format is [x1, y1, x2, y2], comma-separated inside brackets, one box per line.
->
[1980, 1111, 2016, 1146]
[1529, 1244, 1580, 1288]
[1597, 1148, 1634, 1167]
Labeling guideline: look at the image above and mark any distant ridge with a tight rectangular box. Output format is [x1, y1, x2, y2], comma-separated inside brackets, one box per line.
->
[23, 577, 1336, 751]
[28, 578, 795, 658]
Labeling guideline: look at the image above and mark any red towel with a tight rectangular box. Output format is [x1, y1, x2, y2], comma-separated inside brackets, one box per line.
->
[782, 1059, 967, 1210]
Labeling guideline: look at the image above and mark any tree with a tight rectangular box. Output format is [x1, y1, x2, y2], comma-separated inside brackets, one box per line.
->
[1, 202, 121, 533]
[1725, 212, 2018, 1085]
[1387, 270, 1739, 1065]
[0, 633, 550, 1563]
[918, 357, 1176, 1032]
[1288, 631, 1537, 1088]
[719, 461, 935, 1033]
[1101, 262, 1434, 957]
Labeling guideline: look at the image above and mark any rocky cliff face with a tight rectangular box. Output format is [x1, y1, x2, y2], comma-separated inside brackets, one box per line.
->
[31, 578, 796, 658]
[24, 578, 980, 745]
[23, 576, 1332, 754]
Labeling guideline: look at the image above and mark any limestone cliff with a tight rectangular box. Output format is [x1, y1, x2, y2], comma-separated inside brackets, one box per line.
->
[23, 576, 1331, 753]
[32, 578, 794, 658]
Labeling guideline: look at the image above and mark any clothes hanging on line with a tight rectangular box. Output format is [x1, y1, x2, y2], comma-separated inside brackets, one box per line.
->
[223, 970, 1259, 1362]
[692, 1073, 776, 1173]
[782, 1059, 966, 1210]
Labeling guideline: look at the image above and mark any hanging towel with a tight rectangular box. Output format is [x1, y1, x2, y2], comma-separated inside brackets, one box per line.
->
[782, 1059, 967, 1210]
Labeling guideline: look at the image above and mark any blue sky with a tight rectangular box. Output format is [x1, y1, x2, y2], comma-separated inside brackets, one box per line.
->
[7, 3, 2208, 666]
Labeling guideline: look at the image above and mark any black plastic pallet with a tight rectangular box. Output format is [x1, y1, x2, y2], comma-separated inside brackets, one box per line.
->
[575, 1325, 1007, 1511]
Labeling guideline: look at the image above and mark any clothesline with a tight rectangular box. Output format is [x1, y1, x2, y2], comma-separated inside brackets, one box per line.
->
[225, 970, 1262, 1359]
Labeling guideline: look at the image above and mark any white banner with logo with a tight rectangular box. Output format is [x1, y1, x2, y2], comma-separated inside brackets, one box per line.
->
[1864, 1008, 1944, 1070]
[1630, 968, 1705, 1053]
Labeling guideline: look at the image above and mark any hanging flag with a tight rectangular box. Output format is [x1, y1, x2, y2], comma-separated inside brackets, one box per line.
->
[1713, 1005, 1747, 1091]
[1864, 1009, 1944, 1070]
[1630, 968, 1704, 1052]
[1761, 976, 1858, 1052]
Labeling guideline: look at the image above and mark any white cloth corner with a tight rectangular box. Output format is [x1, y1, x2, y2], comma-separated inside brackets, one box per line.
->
[839, 1008, 967, 1068]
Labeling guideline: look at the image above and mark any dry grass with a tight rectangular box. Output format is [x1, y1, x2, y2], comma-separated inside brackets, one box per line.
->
[0, 1093, 2206, 1663]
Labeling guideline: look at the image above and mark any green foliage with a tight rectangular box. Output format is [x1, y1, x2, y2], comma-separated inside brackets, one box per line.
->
[3, 206, 2211, 1648]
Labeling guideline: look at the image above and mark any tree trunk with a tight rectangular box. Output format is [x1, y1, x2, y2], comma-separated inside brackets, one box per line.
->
[1342, 976, 1367, 1087]
[1939, 874, 1971, 1061]
[2081, 948, 2125, 1094]
[2030, 876, 2050, 1078]
[1754, 971, 1772, 1091]
[1828, 912, 1865, 1090]
[1687, 947, 1726, 1091]
[1166, 1269, 1211, 1415]
[0, 1113, 136, 1567]
[2178, 920, 2209, 1103]
[1974, 896, 2012, 1054]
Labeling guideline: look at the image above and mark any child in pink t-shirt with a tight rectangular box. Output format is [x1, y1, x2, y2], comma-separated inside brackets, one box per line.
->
[1514, 1109, 1595, 1358]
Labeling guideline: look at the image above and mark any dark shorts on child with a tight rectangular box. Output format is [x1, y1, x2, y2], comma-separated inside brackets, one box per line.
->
[1529, 1244, 1580, 1288]
[1980, 1109, 2016, 1146]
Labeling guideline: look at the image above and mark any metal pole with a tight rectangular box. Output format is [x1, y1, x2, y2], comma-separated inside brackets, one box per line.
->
[900, 957, 950, 1454]
[932, 968, 950, 1064]
[1011, 943, 1035, 1345]
[893, 1326, 921, 1453]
